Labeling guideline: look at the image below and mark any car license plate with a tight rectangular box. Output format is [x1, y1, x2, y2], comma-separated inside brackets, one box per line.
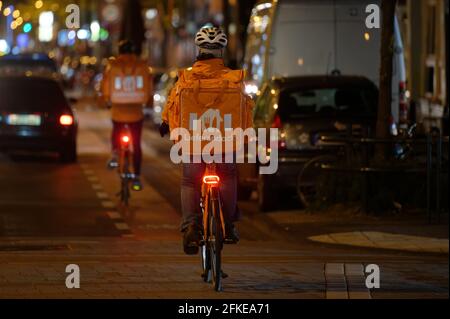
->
[7, 114, 41, 126]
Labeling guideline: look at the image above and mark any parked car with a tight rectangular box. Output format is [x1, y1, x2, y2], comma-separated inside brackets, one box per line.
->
[238, 75, 379, 211]
[0, 52, 58, 75]
[243, 0, 407, 130]
[0, 75, 78, 162]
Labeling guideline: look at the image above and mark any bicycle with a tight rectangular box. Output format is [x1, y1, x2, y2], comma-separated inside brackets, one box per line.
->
[199, 163, 227, 292]
[115, 124, 135, 220]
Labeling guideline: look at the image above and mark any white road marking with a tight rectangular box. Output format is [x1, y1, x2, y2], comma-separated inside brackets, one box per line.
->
[114, 222, 130, 230]
[96, 192, 109, 199]
[92, 184, 103, 190]
[106, 211, 122, 219]
[101, 201, 116, 209]
[87, 176, 99, 182]
[83, 169, 95, 175]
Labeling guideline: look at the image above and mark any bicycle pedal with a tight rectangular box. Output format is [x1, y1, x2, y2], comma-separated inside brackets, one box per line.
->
[224, 239, 238, 244]
[221, 271, 228, 279]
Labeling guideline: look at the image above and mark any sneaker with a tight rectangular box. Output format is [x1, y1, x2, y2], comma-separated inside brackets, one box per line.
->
[183, 224, 201, 255]
[225, 223, 239, 244]
[131, 177, 143, 191]
[107, 153, 119, 169]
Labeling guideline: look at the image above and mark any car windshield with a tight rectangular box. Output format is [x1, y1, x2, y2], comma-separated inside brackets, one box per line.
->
[278, 86, 377, 120]
[0, 78, 67, 111]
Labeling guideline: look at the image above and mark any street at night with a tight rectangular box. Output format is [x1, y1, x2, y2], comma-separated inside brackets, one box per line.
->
[0, 0, 448, 313]
[0, 97, 447, 298]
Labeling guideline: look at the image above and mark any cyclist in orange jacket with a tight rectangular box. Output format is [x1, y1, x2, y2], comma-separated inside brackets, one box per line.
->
[101, 40, 152, 191]
[160, 27, 254, 254]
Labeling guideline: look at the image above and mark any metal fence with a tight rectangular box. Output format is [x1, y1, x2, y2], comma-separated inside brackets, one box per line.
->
[319, 128, 448, 223]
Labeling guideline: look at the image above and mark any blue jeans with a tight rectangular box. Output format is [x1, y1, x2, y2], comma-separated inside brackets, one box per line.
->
[180, 162, 239, 231]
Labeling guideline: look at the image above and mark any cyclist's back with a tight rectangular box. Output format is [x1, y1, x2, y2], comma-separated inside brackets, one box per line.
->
[160, 27, 255, 255]
[101, 40, 152, 191]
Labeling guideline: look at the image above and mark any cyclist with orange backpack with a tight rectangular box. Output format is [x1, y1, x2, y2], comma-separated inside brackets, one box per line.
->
[101, 40, 153, 191]
[160, 27, 254, 255]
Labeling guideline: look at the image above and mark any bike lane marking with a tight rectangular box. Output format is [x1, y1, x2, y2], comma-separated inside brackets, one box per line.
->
[80, 162, 133, 237]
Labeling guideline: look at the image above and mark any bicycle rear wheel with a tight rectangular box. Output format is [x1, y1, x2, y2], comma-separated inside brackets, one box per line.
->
[208, 197, 223, 292]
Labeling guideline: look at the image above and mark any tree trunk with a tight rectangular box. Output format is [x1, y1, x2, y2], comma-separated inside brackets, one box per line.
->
[376, 0, 397, 159]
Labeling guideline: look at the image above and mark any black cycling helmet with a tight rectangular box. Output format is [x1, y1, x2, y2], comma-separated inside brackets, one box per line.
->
[118, 40, 136, 55]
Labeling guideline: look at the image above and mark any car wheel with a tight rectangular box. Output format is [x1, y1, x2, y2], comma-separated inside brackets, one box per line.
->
[257, 174, 277, 212]
[60, 141, 77, 163]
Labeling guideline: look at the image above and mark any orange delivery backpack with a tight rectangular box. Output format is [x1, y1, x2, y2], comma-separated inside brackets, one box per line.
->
[172, 67, 252, 154]
[107, 57, 150, 105]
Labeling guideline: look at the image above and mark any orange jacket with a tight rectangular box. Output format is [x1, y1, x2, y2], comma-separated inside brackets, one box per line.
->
[101, 54, 152, 123]
[162, 58, 254, 128]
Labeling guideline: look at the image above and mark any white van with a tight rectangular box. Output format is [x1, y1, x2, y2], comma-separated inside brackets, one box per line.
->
[243, 0, 408, 130]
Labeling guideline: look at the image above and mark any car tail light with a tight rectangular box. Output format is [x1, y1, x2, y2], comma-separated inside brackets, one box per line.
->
[271, 115, 286, 150]
[272, 114, 282, 129]
[203, 175, 220, 186]
[59, 114, 73, 126]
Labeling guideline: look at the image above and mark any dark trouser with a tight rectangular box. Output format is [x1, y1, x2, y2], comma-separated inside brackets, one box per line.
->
[111, 120, 143, 175]
[180, 162, 239, 232]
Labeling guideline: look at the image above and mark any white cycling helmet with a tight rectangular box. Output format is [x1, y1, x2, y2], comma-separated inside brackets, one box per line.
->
[195, 27, 228, 50]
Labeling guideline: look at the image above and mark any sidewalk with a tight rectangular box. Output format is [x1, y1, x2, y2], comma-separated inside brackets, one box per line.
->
[265, 206, 449, 254]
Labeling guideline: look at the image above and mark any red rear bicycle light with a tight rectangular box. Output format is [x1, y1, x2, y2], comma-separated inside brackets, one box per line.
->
[203, 175, 220, 186]
[59, 115, 73, 126]
[121, 135, 130, 144]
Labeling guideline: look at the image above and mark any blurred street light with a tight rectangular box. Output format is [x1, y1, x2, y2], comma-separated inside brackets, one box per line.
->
[0, 39, 9, 55]
[39, 11, 54, 42]
[35, 1, 43, 9]
[23, 23, 33, 33]
[3, 6, 11, 16]
[12, 9, 20, 19]
[90, 21, 100, 42]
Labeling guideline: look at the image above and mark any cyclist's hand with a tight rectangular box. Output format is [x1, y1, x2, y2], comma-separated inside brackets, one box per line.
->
[159, 122, 170, 137]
